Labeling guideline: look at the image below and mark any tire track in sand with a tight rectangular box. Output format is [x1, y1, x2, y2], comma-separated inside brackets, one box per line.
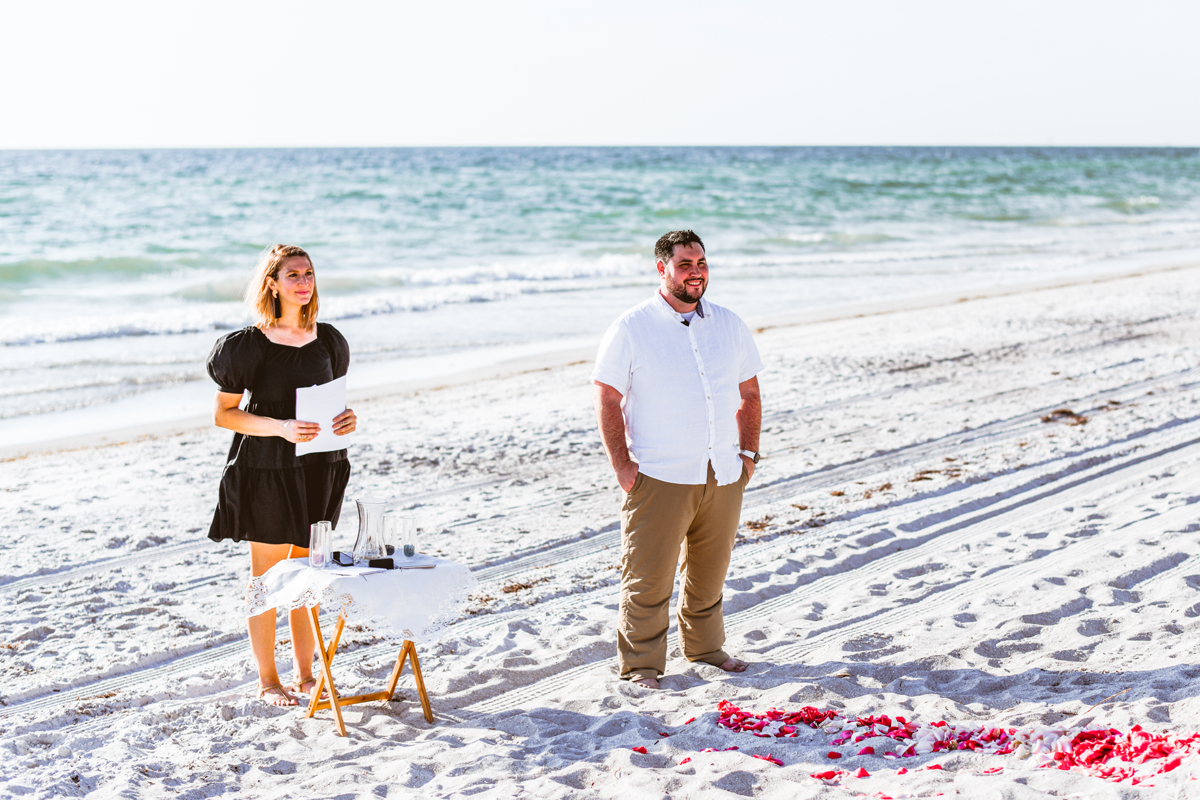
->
[460, 429, 1200, 714]
[7, 415, 1194, 721]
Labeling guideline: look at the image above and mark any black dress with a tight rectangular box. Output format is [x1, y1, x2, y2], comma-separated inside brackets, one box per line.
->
[206, 323, 352, 547]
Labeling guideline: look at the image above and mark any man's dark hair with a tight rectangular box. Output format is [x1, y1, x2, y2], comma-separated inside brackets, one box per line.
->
[654, 230, 705, 265]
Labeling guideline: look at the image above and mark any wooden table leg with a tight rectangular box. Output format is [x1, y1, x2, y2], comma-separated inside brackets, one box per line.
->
[383, 642, 410, 700]
[305, 611, 344, 722]
[380, 640, 433, 722]
[405, 641, 435, 723]
[305, 607, 346, 736]
[304, 615, 434, 732]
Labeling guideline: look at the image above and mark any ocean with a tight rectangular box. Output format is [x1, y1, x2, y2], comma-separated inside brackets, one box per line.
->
[2, 146, 1199, 444]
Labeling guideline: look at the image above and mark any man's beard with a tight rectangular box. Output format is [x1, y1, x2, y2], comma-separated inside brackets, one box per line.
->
[667, 278, 705, 305]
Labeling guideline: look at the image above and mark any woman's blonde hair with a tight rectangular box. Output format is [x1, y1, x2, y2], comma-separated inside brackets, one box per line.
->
[246, 244, 319, 330]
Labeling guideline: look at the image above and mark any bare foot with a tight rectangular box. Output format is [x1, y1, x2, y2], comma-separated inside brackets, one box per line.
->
[258, 682, 297, 706]
[633, 676, 660, 689]
[718, 657, 749, 673]
[291, 676, 330, 701]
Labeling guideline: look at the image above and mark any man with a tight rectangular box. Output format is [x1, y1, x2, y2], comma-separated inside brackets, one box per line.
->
[591, 230, 762, 689]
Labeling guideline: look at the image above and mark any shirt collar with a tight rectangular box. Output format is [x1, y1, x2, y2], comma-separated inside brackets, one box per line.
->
[654, 290, 705, 323]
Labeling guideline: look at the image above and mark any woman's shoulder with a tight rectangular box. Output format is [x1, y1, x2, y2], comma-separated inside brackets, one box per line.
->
[212, 326, 266, 357]
[208, 326, 266, 391]
[215, 325, 264, 345]
[317, 322, 349, 351]
[317, 322, 345, 340]
[317, 322, 350, 376]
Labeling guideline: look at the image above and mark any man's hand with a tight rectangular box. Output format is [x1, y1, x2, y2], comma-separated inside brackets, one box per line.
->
[737, 376, 761, 484]
[739, 454, 756, 482]
[595, 381, 642, 492]
[617, 461, 640, 493]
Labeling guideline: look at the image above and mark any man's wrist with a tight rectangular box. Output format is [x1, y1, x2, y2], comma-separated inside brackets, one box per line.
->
[739, 449, 760, 464]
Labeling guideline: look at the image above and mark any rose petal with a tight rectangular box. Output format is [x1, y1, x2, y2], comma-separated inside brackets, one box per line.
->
[679, 757, 691, 765]
[858, 746, 875, 756]
[752, 754, 784, 766]
[828, 752, 842, 759]
[853, 767, 870, 778]
[631, 746, 647, 754]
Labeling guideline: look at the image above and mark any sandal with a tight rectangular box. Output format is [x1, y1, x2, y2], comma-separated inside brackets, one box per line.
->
[258, 682, 297, 707]
[291, 676, 330, 701]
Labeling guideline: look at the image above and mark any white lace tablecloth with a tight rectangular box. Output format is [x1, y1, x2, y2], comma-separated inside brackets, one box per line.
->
[246, 557, 477, 642]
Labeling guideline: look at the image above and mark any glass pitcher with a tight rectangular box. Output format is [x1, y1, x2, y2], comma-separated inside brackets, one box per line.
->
[353, 498, 388, 563]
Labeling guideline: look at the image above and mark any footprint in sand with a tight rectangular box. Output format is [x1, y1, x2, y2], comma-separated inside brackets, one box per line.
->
[1076, 618, 1110, 636]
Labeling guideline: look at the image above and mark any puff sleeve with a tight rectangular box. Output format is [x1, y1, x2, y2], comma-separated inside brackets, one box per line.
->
[206, 327, 264, 394]
[320, 323, 350, 379]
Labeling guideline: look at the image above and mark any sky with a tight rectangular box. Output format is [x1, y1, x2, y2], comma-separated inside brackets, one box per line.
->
[1, 0, 1197, 149]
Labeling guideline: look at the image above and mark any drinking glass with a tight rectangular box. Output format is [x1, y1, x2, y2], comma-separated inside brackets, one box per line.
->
[402, 519, 418, 559]
[309, 520, 332, 568]
[383, 513, 399, 556]
[385, 514, 417, 558]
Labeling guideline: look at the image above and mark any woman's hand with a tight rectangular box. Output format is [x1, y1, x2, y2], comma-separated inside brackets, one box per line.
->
[333, 408, 357, 436]
[279, 419, 321, 444]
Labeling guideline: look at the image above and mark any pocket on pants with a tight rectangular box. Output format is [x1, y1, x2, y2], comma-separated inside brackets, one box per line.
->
[628, 471, 645, 494]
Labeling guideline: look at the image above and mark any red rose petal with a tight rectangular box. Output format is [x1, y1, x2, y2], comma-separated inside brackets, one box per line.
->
[858, 746, 875, 756]
[679, 757, 691, 765]
[827, 751, 842, 759]
[631, 746, 647, 754]
[853, 767, 870, 778]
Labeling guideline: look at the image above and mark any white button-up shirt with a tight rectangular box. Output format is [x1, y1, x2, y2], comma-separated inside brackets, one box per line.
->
[592, 292, 763, 486]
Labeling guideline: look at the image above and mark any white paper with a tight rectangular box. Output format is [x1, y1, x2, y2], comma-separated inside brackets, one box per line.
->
[323, 565, 387, 577]
[295, 375, 349, 456]
[397, 553, 438, 569]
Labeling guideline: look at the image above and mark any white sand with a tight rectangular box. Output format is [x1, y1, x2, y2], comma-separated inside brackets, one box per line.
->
[2, 266, 1199, 798]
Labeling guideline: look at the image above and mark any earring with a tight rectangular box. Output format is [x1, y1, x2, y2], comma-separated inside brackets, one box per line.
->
[272, 291, 281, 319]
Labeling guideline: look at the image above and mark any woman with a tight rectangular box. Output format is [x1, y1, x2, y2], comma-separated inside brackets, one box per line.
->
[206, 244, 357, 706]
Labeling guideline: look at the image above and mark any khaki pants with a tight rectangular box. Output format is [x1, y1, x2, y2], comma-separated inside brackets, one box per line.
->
[618, 463, 748, 682]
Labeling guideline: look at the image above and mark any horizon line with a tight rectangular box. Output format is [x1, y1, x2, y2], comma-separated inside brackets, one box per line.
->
[2, 143, 1200, 153]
